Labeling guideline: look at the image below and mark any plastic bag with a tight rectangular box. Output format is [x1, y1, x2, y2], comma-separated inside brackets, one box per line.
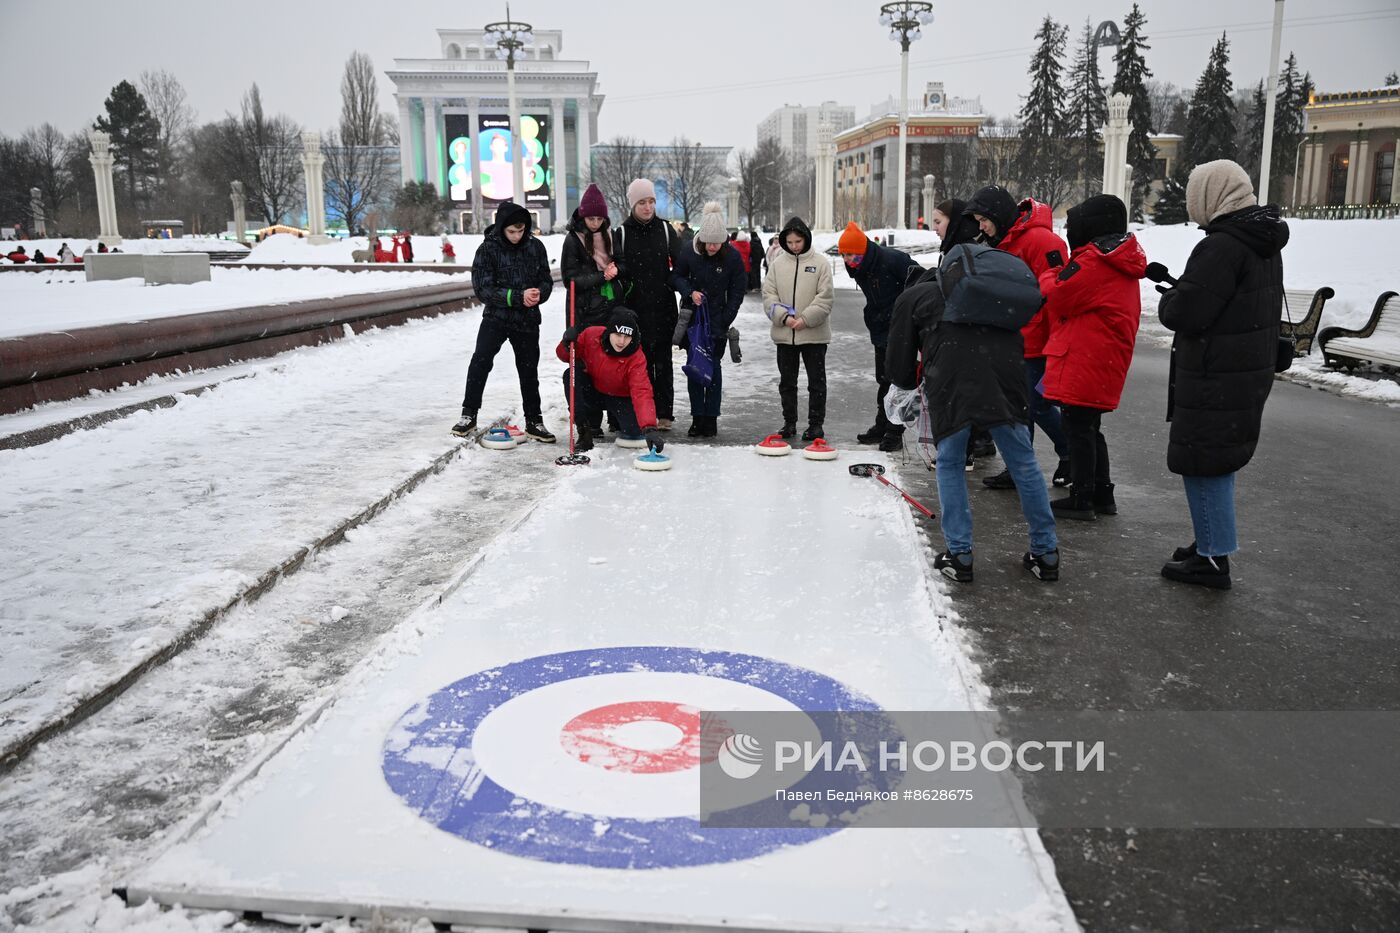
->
[884, 385, 922, 428]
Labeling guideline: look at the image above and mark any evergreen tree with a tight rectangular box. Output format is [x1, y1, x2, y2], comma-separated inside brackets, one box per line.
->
[1268, 54, 1310, 204]
[1239, 80, 1267, 182]
[391, 181, 451, 234]
[1182, 33, 1238, 168]
[1111, 3, 1157, 220]
[94, 80, 160, 211]
[1017, 16, 1075, 209]
[1386, 71, 1398, 86]
[1166, 99, 1189, 136]
[1153, 162, 1189, 224]
[1065, 18, 1109, 200]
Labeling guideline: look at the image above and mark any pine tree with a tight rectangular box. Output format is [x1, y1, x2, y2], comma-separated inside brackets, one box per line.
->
[1268, 53, 1309, 204]
[1239, 80, 1267, 182]
[1016, 16, 1075, 209]
[1153, 162, 1189, 224]
[1386, 71, 1398, 86]
[1182, 33, 1238, 168]
[1065, 18, 1109, 200]
[94, 80, 160, 212]
[1112, 3, 1157, 220]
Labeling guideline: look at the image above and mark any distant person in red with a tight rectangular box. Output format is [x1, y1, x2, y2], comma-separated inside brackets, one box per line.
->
[557, 308, 662, 453]
[399, 232, 414, 263]
[731, 231, 752, 286]
[5, 246, 29, 263]
[441, 235, 456, 264]
[97, 243, 109, 253]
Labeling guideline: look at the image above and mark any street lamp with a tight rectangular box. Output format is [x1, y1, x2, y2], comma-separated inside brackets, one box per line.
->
[483, 6, 534, 210]
[879, 1, 933, 230]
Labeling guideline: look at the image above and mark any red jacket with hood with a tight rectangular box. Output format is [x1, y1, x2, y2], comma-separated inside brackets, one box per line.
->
[556, 325, 657, 428]
[996, 199, 1067, 358]
[1038, 232, 1146, 411]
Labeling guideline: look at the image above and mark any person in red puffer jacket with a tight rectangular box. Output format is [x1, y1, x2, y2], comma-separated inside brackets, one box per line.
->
[557, 308, 662, 453]
[964, 186, 1072, 490]
[1039, 194, 1145, 521]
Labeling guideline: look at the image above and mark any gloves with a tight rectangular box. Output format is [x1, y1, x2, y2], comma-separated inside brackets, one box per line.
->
[562, 326, 580, 345]
[728, 327, 742, 363]
[672, 307, 693, 346]
[645, 429, 665, 454]
[767, 302, 795, 323]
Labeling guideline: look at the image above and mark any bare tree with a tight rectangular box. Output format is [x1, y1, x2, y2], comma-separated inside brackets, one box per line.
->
[1145, 80, 1183, 137]
[21, 123, 70, 219]
[230, 83, 303, 225]
[747, 136, 792, 228]
[591, 135, 649, 219]
[736, 147, 763, 227]
[140, 69, 195, 154]
[661, 136, 724, 222]
[324, 51, 393, 233]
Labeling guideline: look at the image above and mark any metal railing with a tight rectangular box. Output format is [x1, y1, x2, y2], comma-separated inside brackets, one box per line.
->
[1286, 203, 1400, 220]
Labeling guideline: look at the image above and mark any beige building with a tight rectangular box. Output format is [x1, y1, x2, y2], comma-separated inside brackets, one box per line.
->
[1297, 84, 1399, 207]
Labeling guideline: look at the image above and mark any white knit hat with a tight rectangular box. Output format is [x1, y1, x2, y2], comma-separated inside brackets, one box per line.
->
[1186, 160, 1257, 227]
[696, 202, 727, 244]
[626, 178, 656, 212]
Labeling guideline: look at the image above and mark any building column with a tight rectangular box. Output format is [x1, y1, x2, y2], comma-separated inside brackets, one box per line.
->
[88, 129, 121, 246]
[467, 97, 483, 232]
[1344, 137, 1361, 203]
[397, 98, 414, 186]
[424, 99, 442, 196]
[1393, 139, 1400, 204]
[1354, 137, 1372, 203]
[301, 131, 328, 243]
[575, 97, 592, 188]
[1298, 142, 1316, 206]
[1310, 140, 1329, 205]
[551, 98, 567, 223]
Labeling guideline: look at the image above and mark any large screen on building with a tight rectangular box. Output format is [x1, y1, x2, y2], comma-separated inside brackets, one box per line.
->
[444, 113, 551, 207]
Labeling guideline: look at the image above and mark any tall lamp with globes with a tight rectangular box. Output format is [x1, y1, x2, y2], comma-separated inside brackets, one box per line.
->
[483, 8, 535, 213]
[879, 1, 933, 230]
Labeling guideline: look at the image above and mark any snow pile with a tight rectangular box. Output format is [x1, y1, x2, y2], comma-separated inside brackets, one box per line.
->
[0, 267, 467, 339]
[245, 231, 566, 268]
[1, 237, 247, 259]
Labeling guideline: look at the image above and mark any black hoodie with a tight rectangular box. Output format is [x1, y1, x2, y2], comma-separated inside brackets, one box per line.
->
[1158, 204, 1290, 476]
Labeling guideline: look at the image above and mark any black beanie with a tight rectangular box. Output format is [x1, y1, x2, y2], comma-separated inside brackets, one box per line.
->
[1066, 194, 1128, 250]
[602, 307, 641, 356]
[963, 186, 1018, 241]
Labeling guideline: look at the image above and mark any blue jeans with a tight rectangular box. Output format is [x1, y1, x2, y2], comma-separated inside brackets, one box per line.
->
[1024, 356, 1069, 459]
[1182, 473, 1238, 557]
[687, 348, 724, 417]
[935, 423, 1058, 556]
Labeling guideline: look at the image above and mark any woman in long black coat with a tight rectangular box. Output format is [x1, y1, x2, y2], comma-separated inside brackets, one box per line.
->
[1157, 159, 1288, 590]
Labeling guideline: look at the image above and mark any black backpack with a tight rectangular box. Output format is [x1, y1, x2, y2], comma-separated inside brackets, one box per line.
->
[937, 243, 1043, 331]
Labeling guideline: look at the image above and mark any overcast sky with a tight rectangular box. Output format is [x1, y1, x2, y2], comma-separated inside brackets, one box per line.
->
[2, 1, 1395, 147]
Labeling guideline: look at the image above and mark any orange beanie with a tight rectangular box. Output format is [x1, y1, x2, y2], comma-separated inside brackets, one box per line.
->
[837, 221, 868, 255]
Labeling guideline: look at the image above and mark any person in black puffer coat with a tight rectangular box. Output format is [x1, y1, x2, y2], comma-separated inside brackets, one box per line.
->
[454, 201, 556, 442]
[1157, 159, 1288, 590]
[837, 221, 919, 451]
[673, 202, 747, 437]
[561, 183, 625, 434]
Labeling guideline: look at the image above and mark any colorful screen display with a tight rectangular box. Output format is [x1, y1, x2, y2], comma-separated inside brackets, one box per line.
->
[445, 113, 551, 206]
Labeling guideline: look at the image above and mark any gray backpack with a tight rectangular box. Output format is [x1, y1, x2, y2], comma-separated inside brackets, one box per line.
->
[937, 243, 1043, 331]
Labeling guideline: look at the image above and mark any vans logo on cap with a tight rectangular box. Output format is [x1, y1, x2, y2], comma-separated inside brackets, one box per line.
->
[613, 324, 635, 336]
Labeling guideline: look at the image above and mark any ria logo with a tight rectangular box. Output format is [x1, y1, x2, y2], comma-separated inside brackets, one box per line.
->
[717, 733, 763, 779]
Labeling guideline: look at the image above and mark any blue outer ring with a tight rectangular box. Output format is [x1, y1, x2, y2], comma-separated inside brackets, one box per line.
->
[381, 646, 884, 869]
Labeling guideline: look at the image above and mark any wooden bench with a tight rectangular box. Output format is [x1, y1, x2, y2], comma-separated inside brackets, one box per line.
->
[1319, 291, 1400, 369]
[1280, 287, 1333, 356]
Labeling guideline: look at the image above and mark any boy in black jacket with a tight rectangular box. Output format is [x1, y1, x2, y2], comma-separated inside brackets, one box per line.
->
[453, 202, 556, 442]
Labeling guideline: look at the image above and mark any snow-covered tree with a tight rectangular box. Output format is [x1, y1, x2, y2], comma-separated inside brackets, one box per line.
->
[1182, 33, 1238, 168]
[1065, 19, 1109, 200]
[1016, 16, 1075, 209]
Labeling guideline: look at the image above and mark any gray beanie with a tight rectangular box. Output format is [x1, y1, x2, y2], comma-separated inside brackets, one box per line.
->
[696, 201, 728, 244]
[1186, 160, 1257, 227]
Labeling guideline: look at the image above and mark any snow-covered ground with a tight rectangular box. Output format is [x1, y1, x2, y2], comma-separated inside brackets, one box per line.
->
[245, 231, 567, 268]
[1, 236, 247, 259]
[0, 267, 467, 339]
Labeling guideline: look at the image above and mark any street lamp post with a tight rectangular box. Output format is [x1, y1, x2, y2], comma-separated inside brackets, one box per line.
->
[879, 1, 933, 230]
[484, 7, 534, 210]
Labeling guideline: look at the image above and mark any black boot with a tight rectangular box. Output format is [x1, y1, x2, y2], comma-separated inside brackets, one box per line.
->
[1161, 553, 1231, 589]
[704, 416, 719, 437]
[983, 468, 1015, 490]
[779, 422, 797, 439]
[574, 425, 595, 452]
[1052, 459, 1072, 487]
[856, 424, 884, 445]
[688, 420, 704, 437]
[525, 419, 556, 443]
[451, 412, 478, 437]
[1093, 483, 1117, 515]
[802, 424, 824, 442]
[878, 433, 904, 453]
[1050, 486, 1097, 522]
[1172, 541, 1197, 561]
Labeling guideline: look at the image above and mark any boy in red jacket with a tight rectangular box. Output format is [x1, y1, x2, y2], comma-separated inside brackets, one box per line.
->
[1039, 194, 1146, 521]
[964, 186, 1072, 490]
[558, 308, 664, 453]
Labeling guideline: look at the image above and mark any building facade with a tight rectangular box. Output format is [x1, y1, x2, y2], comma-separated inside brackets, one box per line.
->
[1297, 84, 1399, 208]
[386, 28, 603, 232]
[758, 102, 856, 159]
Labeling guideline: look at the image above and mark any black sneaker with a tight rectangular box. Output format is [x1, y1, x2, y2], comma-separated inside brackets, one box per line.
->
[778, 423, 796, 439]
[878, 434, 904, 453]
[965, 453, 975, 472]
[1161, 553, 1231, 589]
[1093, 483, 1117, 515]
[935, 550, 974, 583]
[1023, 549, 1060, 582]
[525, 420, 556, 443]
[971, 436, 997, 459]
[1052, 460, 1071, 487]
[1171, 541, 1197, 562]
[856, 424, 884, 445]
[802, 425, 825, 442]
[451, 412, 477, 437]
[574, 426, 595, 452]
[982, 469, 1015, 490]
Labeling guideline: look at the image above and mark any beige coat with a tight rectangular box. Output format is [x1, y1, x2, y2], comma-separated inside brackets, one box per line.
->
[762, 246, 835, 346]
